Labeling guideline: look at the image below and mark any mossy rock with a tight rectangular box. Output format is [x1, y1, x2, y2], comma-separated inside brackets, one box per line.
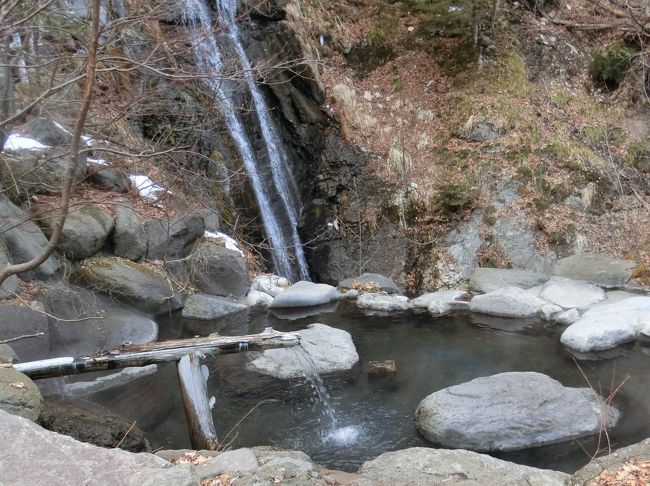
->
[73, 257, 182, 316]
[0, 368, 43, 422]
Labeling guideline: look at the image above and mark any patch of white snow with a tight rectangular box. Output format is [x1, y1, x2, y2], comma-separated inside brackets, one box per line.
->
[3, 134, 50, 152]
[204, 231, 244, 257]
[128, 174, 171, 200]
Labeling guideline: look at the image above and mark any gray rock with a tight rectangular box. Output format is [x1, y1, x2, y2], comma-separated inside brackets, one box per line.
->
[0, 368, 43, 422]
[88, 167, 131, 192]
[247, 323, 358, 379]
[551, 254, 637, 288]
[560, 296, 650, 352]
[539, 303, 563, 321]
[0, 239, 19, 298]
[25, 117, 72, 146]
[166, 239, 250, 299]
[133, 463, 199, 486]
[0, 343, 17, 363]
[591, 290, 643, 308]
[0, 193, 60, 280]
[339, 273, 400, 294]
[36, 203, 115, 260]
[145, 214, 205, 261]
[460, 121, 501, 142]
[40, 398, 151, 452]
[195, 448, 258, 479]
[568, 437, 650, 486]
[358, 447, 568, 486]
[270, 281, 340, 309]
[415, 372, 619, 452]
[341, 288, 360, 299]
[446, 213, 483, 279]
[0, 409, 196, 486]
[43, 284, 158, 356]
[113, 204, 147, 261]
[356, 292, 410, 314]
[538, 277, 606, 310]
[554, 308, 580, 325]
[470, 268, 549, 293]
[182, 293, 247, 320]
[252, 274, 290, 297]
[251, 447, 316, 481]
[469, 286, 547, 318]
[492, 216, 556, 273]
[411, 290, 470, 315]
[0, 304, 49, 361]
[73, 257, 182, 316]
[246, 289, 274, 307]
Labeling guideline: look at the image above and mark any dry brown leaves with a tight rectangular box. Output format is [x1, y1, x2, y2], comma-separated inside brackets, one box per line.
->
[200, 476, 232, 486]
[169, 451, 212, 466]
[590, 460, 650, 486]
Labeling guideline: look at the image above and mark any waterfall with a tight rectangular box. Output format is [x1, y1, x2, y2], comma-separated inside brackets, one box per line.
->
[183, 0, 309, 281]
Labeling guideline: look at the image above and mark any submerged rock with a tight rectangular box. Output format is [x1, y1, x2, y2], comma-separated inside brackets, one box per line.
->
[339, 273, 400, 294]
[0, 368, 43, 422]
[73, 257, 182, 316]
[270, 281, 340, 308]
[538, 277, 606, 310]
[411, 290, 470, 315]
[560, 296, 650, 352]
[470, 267, 549, 294]
[415, 372, 619, 452]
[356, 292, 410, 314]
[247, 323, 358, 379]
[0, 409, 197, 485]
[469, 286, 547, 318]
[551, 254, 637, 288]
[357, 447, 568, 486]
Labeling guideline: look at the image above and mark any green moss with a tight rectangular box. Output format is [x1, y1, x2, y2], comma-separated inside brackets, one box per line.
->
[591, 43, 635, 89]
[626, 141, 650, 172]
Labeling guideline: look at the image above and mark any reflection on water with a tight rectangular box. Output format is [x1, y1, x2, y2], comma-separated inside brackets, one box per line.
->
[64, 302, 650, 473]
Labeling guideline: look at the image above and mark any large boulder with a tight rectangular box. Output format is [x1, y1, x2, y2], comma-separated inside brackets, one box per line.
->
[0, 368, 43, 422]
[411, 290, 471, 315]
[88, 167, 130, 193]
[357, 447, 568, 486]
[551, 254, 637, 288]
[469, 286, 547, 318]
[0, 193, 60, 280]
[0, 304, 49, 361]
[356, 292, 410, 314]
[25, 117, 72, 146]
[568, 437, 650, 486]
[339, 273, 400, 294]
[415, 372, 619, 452]
[36, 203, 115, 260]
[247, 323, 358, 379]
[72, 257, 182, 316]
[270, 281, 340, 309]
[144, 213, 205, 261]
[181, 293, 248, 321]
[560, 296, 650, 352]
[42, 285, 158, 357]
[469, 268, 549, 294]
[166, 239, 250, 299]
[40, 399, 151, 452]
[538, 277, 606, 310]
[112, 204, 147, 261]
[0, 409, 199, 486]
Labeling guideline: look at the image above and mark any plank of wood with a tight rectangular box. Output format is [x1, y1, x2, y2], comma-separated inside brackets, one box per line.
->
[13, 328, 300, 379]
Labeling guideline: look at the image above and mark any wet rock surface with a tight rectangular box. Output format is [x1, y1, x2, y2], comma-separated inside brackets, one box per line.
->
[415, 372, 619, 452]
[181, 293, 248, 321]
[339, 273, 401, 294]
[469, 286, 547, 318]
[356, 292, 410, 314]
[270, 281, 340, 309]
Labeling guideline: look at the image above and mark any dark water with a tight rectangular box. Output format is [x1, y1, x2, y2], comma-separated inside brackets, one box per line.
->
[72, 302, 650, 473]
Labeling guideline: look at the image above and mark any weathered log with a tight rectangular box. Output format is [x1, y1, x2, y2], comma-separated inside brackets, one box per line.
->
[178, 352, 218, 450]
[11, 328, 300, 379]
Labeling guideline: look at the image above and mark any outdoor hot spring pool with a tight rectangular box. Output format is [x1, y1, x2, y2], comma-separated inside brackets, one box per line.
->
[58, 301, 650, 473]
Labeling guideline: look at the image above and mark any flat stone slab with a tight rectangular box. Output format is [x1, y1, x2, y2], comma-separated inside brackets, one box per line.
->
[470, 268, 549, 293]
[181, 294, 247, 320]
[357, 447, 568, 486]
[339, 273, 400, 294]
[469, 286, 547, 318]
[551, 254, 637, 288]
[0, 410, 198, 486]
[411, 290, 470, 316]
[356, 293, 410, 314]
[538, 277, 606, 310]
[269, 281, 340, 309]
[415, 372, 619, 452]
[560, 296, 650, 352]
[194, 448, 258, 479]
[247, 323, 358, 379]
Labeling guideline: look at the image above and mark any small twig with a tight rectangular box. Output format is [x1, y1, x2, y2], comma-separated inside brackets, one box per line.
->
[115, 420, 137, 449]
[0, 332, 44, 344]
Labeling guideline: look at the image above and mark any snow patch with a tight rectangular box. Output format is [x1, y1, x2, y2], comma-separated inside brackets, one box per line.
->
[204, 231, 244, 257]
[52, 121, 72, 135]
[87, 158, 108, 166]
[3, 134, 50, 152]
[128, 174, 171, 200]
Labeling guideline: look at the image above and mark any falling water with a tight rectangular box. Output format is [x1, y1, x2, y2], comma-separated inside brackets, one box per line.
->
[182, 0, 309, 280]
